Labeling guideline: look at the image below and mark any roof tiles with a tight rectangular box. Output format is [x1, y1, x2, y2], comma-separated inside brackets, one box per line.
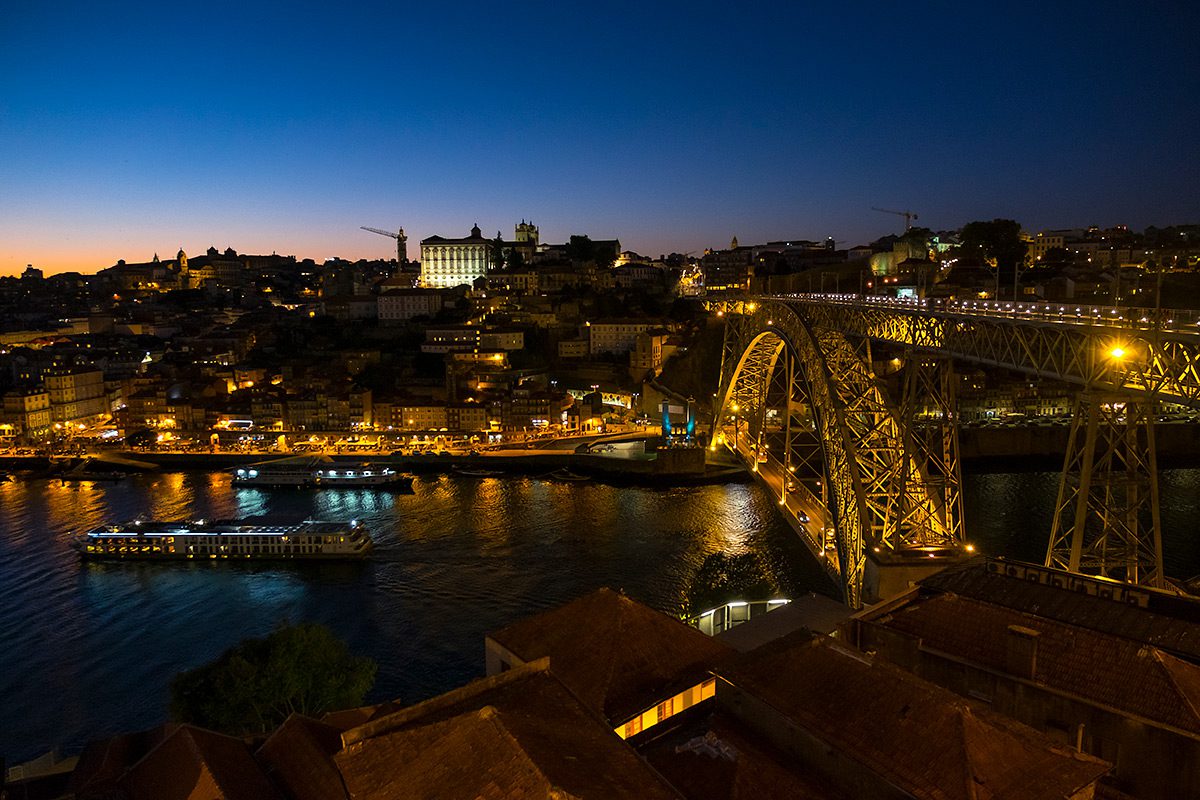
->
[488, 587, 735, 723]
[717, 634, 1108, 800]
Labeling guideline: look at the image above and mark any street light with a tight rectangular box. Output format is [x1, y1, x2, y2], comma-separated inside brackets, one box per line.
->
[730, 403, 740, 452]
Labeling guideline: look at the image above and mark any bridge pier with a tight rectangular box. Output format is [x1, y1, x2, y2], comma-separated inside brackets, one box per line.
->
[863, 548, 970, 605]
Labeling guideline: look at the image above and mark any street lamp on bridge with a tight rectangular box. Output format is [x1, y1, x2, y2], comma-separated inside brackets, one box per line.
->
[730, 403, 740, 452]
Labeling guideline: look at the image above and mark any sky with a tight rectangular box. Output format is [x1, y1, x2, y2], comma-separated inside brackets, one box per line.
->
[1, 1, 1198, 275]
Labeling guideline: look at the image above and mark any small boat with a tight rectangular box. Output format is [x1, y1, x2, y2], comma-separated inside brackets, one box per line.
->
[232, 456, 412, 490]
[453, 466, 504, 478]
[548, 468, 590, 483]
[60, 461, 127, 482]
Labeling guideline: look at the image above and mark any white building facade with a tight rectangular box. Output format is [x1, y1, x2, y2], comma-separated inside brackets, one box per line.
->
[420, 224, 491, 288]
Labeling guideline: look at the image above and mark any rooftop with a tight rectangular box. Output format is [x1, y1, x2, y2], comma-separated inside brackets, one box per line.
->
[716, 633, 1109, 800]
[918, 557, 1200, 665]
[333, 659, 679, 800]
[874, 590, 1200, 736]
[487, 586, 735, 722]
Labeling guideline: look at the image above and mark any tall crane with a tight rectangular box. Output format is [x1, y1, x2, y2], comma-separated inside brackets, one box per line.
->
[360, 226, 408, 263]
[871, 207, 919, 231]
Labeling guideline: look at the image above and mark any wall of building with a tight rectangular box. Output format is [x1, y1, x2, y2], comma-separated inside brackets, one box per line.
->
[855, 619, 1198, 798]
[717, 677, 913, 800]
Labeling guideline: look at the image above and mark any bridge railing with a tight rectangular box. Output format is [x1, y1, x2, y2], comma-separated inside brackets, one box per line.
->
[770, 293, 1200, 335]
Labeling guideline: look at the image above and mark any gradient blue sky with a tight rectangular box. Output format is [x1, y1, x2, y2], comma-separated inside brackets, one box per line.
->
[2, 1, 1197, 275]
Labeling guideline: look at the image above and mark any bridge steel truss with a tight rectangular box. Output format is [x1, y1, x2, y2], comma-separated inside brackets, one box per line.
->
[780, 296, 1200, 405]
[712, 305, 956, 607]
[713, 296, 1200, 593]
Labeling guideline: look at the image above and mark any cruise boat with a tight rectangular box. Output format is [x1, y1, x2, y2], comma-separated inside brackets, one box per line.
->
[72, 518, 374, 561]
[231, 456, 412, 489]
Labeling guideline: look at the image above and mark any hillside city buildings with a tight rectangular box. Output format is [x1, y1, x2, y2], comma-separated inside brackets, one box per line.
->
[1, 221, 1198, 448]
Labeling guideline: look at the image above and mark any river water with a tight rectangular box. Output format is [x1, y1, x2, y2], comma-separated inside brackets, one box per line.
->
[1, 469, 1198, 762]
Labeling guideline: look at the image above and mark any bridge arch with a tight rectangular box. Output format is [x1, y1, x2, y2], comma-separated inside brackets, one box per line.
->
[711, 300, 959, 607]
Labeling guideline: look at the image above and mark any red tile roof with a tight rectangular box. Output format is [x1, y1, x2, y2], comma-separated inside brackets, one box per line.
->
[643, 713, 847, 800]
[717, 634, 1109, 800]
[920, 557, 1200, 663]
[257, 714, 348, 800]
[117, 724, 282, 800]
[335, 659, 680, 799]
[319, 700, 404, 731]
[880, 591, 1200, 735]
[488, 587, 735, 722]
[70, 723, 179, 798]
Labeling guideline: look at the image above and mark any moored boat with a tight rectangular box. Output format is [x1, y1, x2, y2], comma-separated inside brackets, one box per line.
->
[232, 456, 412, 489]
[72, 518, 374, 561]
[548, 468, 590, 483]
[453, 466, 504, 478]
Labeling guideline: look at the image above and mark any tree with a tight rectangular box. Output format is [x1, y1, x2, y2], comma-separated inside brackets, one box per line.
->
[506, 247, 525, 271]
[1040, 246, 1071, 267]
[170, 622, 376, 735]
[490, 234, 506, 271]
[565, 235, 595, 263]
[959, 219, 1027, 291]
[592, 245, 615, 271]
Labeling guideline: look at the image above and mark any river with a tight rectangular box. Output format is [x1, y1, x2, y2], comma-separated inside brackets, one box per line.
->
[1, 468, 1198, 762]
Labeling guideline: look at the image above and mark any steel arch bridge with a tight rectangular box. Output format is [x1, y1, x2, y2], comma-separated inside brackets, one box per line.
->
[709, 294, 1200, 608]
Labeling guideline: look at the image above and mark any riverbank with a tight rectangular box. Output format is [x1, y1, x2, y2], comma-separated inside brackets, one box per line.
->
[0, 446, 749, 487]
[4, 421, 1200, 477]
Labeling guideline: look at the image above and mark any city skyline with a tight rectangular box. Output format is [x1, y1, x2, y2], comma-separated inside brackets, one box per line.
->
[3, 0, 1198, 276]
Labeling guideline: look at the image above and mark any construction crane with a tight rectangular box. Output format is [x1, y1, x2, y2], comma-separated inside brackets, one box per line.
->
[360, 226, 408, 263]
[871, 207, 919, 231]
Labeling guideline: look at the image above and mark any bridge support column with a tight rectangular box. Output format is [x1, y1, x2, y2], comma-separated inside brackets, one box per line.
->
[1046, 392, 1165, 589]
[899, 356, 965, 546]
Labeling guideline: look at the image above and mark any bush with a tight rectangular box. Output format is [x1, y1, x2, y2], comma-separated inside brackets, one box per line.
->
[170, 622, 376, 735]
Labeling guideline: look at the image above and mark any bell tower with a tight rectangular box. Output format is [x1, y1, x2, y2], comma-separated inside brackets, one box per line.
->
[515, 219, 539, 246]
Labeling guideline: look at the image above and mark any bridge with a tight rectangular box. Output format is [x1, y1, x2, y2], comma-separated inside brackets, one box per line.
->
[709, 293, 1200, 608]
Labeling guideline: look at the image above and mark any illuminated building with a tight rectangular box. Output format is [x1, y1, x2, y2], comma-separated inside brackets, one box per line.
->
[419, 224, 491, 288]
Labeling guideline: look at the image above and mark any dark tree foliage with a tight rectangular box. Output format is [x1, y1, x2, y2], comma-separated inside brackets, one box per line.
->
[1040, 246, 1071, 266]
[507, 248, 525, 271]
[959, 219, 1027, 287]
[685, 552, 779, 615]
[490, 233, 506, 271]
[170, 622, 377, 735]
[592, 245, 615, 271]
[565, 235, 596, 263]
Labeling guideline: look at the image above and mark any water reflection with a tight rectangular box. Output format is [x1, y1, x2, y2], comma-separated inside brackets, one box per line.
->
[5, 468, 1197, 764]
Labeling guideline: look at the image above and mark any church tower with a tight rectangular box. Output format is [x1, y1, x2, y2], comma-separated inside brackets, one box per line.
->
[730, 236, 739, 250]
[515, 219, 539, 246]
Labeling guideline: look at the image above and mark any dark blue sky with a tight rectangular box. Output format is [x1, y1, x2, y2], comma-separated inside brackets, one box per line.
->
[2, 1, 1197, 274]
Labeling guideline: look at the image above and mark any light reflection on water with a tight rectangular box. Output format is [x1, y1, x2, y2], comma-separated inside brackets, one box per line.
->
[0, 471, 826, 762]
[3, 467, 1198, 763]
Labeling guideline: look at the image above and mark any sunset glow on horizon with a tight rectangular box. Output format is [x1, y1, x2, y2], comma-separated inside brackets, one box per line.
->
[3, 1, 1197, 276]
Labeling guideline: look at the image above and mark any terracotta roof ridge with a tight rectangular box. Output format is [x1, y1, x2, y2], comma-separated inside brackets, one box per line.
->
[1153, 648, 1200, 727]
[600, 594, 633, 710]
[120, 724, 197, 776]
[179, 725, 263, 800]
[340, 657, 552, 747]
[956, 706, 990, 800]
[474, 707, 562, 790]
